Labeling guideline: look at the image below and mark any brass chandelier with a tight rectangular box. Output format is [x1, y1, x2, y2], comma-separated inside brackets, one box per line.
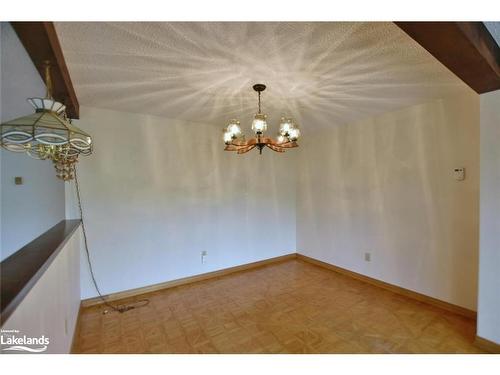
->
[0, 61, 92, 181]
[223, 84, 300, 154]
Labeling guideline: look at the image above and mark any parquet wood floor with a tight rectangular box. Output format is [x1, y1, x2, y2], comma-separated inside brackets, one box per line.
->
[73, 259, 483, 354]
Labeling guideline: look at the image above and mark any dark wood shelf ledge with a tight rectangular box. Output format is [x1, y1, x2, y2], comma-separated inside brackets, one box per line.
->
[1, 219, 81, 325]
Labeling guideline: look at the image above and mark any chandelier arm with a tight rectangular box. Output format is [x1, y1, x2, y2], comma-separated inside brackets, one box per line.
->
[266, 144, 286, 153]
[225, 139, 255, 151]
[257, 136, 274, 144]
[224, 144, 243, 151]
[230, 139, 249, 147]
[237, 145, 256, 154]
[276, 141, 299, 148]
[225, 144, 242, 151]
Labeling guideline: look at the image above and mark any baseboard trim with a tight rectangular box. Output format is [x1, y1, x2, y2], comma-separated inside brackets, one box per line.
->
[296, 253, 477, 320]
[81, 253, 297, 307]
[81, 252, 477, 321]
[70, 302, 82, 354]
[474, 336, 500, 353]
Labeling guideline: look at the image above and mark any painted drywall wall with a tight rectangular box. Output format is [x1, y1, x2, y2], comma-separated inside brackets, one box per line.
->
[477, 89, 500, 344]
[2, 227, 81, 353]
[0, 22, 66, 260]
[297, 90, 479, 310]
[1, 22, 3, 252]
[65, 106, 296, 299]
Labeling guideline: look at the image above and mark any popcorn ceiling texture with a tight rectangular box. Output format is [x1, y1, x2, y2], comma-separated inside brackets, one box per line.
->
[54, 22, 469, 130]
[484, 22, 500, 47]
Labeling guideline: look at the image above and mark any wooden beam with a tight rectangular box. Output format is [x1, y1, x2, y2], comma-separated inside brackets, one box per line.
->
[395, 22, 500, 94]
[10, 22, 79, 118]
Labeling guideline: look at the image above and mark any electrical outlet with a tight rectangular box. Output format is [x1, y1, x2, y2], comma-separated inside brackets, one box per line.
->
[201, 251, 208, 264]
[364, 252, 371, 262]
[453, 167, 465, 181]
[64, 318, 68, 335]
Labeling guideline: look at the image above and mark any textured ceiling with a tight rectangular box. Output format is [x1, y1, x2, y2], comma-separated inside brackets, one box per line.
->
[484, 22, 500, 47]
[54, 22, 468, 130]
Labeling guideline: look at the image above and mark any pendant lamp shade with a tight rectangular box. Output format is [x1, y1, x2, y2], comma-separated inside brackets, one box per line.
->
[0, 61, 93, 180]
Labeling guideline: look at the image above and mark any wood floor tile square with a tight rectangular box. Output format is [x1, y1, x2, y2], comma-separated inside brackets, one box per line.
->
[73, 259, 483, 354]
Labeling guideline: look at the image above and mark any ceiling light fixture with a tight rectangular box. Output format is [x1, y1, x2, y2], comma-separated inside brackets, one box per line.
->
[0, 61, 93, 181]
[223, 84, 300, 154]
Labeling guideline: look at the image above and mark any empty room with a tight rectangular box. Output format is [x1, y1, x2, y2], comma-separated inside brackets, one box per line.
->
[1, 1, 500, 372]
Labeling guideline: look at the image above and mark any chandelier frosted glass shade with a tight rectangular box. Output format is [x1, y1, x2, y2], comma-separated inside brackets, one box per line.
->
[288, 127, 300, 141]
[251, 113, 267, 134]
[279, 117, 294, 136]
[226, 120, 242, 139]
[276, 134, 288, 144]
[223, 130, 233, 145]
[223, 84, 300, 155]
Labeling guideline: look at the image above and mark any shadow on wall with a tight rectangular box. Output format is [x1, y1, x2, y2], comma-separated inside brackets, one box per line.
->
[65, 106, 297, 299]
[1, 22, 65, 260]
[297, 90, 479, 311]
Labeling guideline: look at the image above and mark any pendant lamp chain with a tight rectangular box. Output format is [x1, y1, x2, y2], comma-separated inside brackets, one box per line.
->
[44, 61, 53, 99]
[258, 90, 261, 114]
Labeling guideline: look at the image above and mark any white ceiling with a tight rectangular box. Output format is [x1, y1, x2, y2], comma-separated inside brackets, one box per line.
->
[55, 22, 468, 130]
[484, 22, 500, 47]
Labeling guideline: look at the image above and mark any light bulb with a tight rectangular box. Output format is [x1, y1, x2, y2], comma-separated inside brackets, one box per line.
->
[251, 114, 267, 134]
[226, 121, 241, 138]
[288, 127, 300, 141]
[279, 117, 293, 136]
[223, 131, 233, 145]
[277, 134, 287, 144]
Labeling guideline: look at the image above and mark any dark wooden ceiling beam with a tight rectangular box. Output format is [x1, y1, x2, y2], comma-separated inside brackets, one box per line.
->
[395, 22, 500, 94]
[10, 22, 79, 118]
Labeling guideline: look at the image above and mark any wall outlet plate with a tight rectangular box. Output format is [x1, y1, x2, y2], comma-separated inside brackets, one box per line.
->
[453, 167, 465, 181]
[364, 252, 371, 262]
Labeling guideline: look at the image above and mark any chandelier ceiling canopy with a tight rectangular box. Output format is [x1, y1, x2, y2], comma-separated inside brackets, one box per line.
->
[0, 61, 93, 180]
[223, 84, 300, 155]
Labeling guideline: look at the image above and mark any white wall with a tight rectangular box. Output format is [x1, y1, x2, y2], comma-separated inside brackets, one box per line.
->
[2, 227, 81, 354]
[477, 89, 500, 344]
[1, 21, 3, 251]
[0, 22, 66, 260]
[297, 90, 479, 310]
[66, 106, 296, 299]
